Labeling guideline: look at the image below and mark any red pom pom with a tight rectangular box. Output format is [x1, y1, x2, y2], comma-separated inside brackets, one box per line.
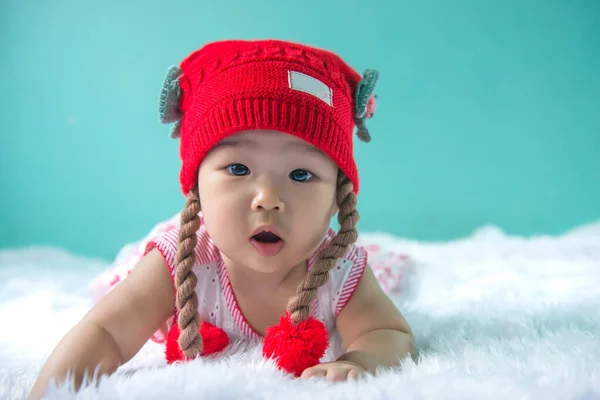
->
[165, 321, 229, 364]
[262, 313, 329, 377]
[199, 320, 230, 354]
[165, 322, 184, 364]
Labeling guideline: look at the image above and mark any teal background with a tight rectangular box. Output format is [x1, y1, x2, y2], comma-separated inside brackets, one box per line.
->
[1, 0, 599, 260]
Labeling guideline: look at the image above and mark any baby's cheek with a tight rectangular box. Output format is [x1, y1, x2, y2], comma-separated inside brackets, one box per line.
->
[293, 222, 327, 256]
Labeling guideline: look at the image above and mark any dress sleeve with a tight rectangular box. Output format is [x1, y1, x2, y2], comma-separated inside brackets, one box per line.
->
[145, 225, 181, 286]
[332, 244, 368, 317]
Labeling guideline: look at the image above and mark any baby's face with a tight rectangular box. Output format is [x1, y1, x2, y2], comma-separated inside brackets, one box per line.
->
[197, 129, 339, 274]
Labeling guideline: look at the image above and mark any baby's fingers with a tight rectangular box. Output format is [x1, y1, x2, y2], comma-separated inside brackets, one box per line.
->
[325, 367, 349, 382]
[300, 366, 326, 379]
[347, 368, 361, 381]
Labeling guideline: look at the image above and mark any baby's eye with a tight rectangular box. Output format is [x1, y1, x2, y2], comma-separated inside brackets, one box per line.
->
[289, 169, 313, 182]
[227, 163, 250, 176]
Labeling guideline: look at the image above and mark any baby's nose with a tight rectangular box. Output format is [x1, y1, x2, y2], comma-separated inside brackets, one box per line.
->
[251, 181, 285, 212]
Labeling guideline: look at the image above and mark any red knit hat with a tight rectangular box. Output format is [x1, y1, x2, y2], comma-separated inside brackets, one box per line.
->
[158, 39, 379, 195]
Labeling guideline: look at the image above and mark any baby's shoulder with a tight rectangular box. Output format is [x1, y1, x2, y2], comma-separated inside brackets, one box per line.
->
[144, 213, 221, 269]
[321, 227, 368, 265]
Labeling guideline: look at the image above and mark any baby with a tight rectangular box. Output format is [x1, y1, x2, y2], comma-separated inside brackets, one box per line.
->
[30, 39, 415, 399]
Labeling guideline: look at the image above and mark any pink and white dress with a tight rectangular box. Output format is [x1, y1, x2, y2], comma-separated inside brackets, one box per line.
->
[90, 213, 412, 362]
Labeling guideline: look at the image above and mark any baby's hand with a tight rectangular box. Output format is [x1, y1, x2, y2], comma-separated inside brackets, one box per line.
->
[300, 361, 366, 382]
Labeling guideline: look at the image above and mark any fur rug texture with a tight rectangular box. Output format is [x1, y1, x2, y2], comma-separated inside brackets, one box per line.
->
[1, 221, 599, 399]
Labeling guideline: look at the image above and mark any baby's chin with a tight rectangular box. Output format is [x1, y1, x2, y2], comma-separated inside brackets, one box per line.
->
[222, 246, 311, 275]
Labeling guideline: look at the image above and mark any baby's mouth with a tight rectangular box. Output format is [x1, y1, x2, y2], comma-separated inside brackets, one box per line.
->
[249, 230, 284, 257]
[251, 231, 282, 243]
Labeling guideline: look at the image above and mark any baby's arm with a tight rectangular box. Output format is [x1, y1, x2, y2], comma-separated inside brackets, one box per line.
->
[336, 264, 416, 371]
[29, 249, 175, 399]
[302, 264, 415, 380]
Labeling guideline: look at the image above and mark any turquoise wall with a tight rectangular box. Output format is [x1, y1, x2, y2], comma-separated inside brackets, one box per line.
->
[1, 0, 599, 260]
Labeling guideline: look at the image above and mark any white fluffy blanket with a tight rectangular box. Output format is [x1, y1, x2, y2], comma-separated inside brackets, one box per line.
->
[1, 223, 599, 399]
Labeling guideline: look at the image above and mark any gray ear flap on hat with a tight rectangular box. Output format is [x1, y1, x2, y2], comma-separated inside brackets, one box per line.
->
[354, 69, 379, 143]
[158, 65, 183, 139]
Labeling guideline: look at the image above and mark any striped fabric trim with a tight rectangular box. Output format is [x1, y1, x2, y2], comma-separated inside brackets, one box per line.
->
[145, 224, 220, 282]
[152, 228, 178, 276]
[217, 257, 262, 340]
[335, 245, 368, 316]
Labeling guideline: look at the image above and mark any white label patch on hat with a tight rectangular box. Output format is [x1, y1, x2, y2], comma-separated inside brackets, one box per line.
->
[288, 71, 333, 106]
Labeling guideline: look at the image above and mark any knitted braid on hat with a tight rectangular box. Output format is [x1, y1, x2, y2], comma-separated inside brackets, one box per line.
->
[174, 186, 203, 359]
[286, 171, 358, 323]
